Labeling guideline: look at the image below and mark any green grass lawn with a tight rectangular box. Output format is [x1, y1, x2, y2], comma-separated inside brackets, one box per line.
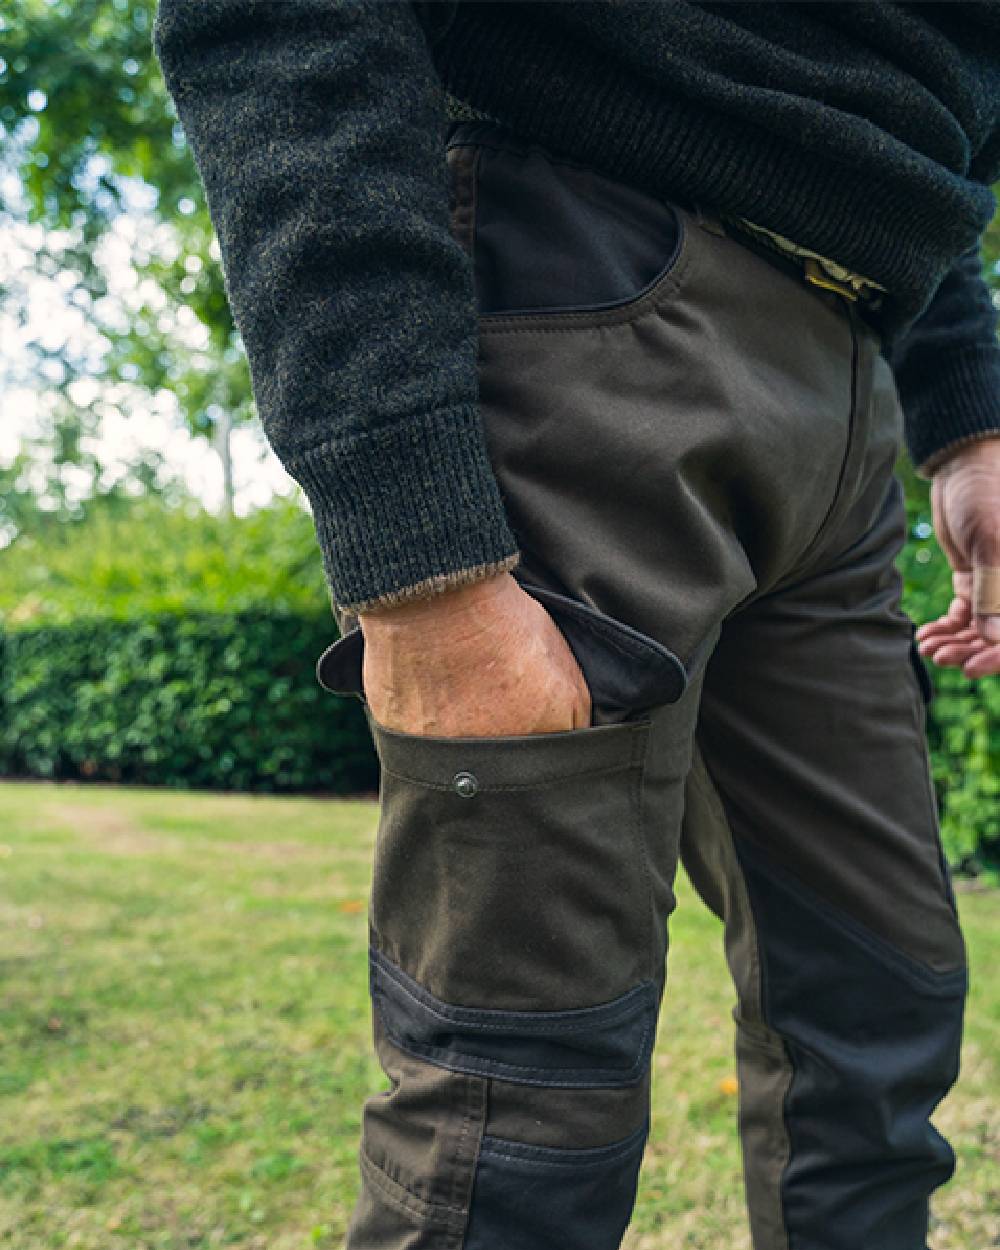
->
[0, 782, 996, 1249]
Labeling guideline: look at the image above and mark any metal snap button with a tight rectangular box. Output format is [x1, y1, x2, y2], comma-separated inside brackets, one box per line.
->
[452, 771, 478, 798]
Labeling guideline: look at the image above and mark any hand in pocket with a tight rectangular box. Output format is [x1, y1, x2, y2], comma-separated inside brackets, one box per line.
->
[357, 571, 593, 737]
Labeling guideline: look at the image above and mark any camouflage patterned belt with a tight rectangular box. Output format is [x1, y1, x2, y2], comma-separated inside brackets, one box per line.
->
[729, 217, 888, 307]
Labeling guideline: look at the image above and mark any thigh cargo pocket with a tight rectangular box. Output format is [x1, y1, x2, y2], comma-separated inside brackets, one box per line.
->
[371, 712, 655, 1014]
[318, 579, 686, 1249]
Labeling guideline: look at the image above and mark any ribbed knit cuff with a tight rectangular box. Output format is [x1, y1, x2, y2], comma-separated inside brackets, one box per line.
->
[286, 405, 521, 614]
[908, 345, 1000, 478]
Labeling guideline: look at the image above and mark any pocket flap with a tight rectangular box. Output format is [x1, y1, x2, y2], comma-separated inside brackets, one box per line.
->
[315, 577, 687, 717]
[315, 625, 366, 699]
[519, 581, 686, 715]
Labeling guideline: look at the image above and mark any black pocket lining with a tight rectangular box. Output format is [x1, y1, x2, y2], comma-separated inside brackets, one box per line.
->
[475, 207, 687, 322]
[445, 121, 689, 326]
[516, 578, 687, 711]
[908, 633, 935, 706]
[372, 949, 658, 1090]
[477, 219, 693, 333]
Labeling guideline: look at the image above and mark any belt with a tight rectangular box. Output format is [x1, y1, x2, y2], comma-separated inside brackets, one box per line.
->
[707, 211, 887, 325]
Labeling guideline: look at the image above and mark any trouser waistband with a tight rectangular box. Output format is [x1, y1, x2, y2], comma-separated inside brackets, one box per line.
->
[703, 210, 886, 336]
[445, 117, 886, 339]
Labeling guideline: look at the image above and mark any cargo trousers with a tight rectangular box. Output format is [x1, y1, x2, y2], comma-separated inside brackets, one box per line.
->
[317, 119, 968, 1250]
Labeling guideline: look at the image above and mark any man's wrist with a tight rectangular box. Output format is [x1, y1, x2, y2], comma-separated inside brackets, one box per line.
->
[358, 569, 514, 635]
[925, 430, 1000, 477]
[918, 431, 1000, 479]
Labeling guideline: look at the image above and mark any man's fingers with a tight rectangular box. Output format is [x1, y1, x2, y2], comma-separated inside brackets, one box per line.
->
[917, 625, 982, 653]
[924, 638, 989, 663]
[921, 632, 988, 658]
[916, 603, 973, 644]
[924, 642, 991, 672]
[916, 612, 974, 639]
[962, 643, 1000, 679]
[916, 600, 1000, 670]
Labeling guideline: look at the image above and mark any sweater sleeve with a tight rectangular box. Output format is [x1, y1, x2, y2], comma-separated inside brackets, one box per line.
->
[889, 241, 1000, 478]
[152, 0, 519, 614]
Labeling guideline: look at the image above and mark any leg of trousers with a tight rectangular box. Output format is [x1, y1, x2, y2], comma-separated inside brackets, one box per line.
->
[328, 121, 968, 1250]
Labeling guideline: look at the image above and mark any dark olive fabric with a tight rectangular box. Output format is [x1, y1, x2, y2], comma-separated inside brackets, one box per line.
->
[371, 716, 654, 1013]
[326, 122, 969, 1250]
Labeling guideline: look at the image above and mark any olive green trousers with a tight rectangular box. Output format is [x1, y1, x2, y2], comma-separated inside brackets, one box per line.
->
[317, 120, 967, 1250]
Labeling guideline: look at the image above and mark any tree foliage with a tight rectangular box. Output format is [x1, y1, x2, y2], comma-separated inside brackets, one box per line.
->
[1, 0, 250, 537]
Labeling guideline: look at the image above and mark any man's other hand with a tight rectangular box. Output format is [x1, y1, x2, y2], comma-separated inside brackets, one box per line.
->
[357, 571, 593, 736]
[916, 437, 1000, 679]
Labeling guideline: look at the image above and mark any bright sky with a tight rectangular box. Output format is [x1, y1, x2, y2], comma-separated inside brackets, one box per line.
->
[0, 157, 297, 520]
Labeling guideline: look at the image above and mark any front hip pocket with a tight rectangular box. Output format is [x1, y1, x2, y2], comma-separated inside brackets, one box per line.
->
[444, 122, 689, 326]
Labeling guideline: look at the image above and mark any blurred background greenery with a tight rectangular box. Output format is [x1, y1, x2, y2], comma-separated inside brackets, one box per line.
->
[1, 0, 997, 873]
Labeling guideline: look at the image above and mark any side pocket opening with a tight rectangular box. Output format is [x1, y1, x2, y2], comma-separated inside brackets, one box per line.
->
[315, 571, 688, 727]
[469, 134, 686, 323]
[908, 630, 935, 707]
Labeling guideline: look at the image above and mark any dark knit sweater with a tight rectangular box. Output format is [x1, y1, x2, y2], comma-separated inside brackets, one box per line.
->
[153, 0, 1000, 614]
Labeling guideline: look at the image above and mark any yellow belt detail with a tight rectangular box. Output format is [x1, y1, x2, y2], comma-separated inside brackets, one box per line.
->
[737, 219, 888, 304]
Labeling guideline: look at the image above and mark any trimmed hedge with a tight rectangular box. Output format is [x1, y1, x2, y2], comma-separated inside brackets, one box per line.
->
[0, 492, 995, 868]
[923, 668, 1000, 873]
[0, 611, 377, 794]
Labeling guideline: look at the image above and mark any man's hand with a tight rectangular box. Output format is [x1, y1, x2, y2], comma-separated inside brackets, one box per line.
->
[915, 437, 1000, 679]
[358, 571, 593, 736]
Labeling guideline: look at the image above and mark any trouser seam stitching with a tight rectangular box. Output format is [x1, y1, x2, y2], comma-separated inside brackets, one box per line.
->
[632, 725, 657, 985]
[773, 304, 860, 587]
[378, 760, 635, 793]
[446, 1074, 482, 1249]
[808, 299, 860, 557]
[358, 1148, 468, 1228]
[735, 834, 967, 988]
[372, 949, 655, 1033]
